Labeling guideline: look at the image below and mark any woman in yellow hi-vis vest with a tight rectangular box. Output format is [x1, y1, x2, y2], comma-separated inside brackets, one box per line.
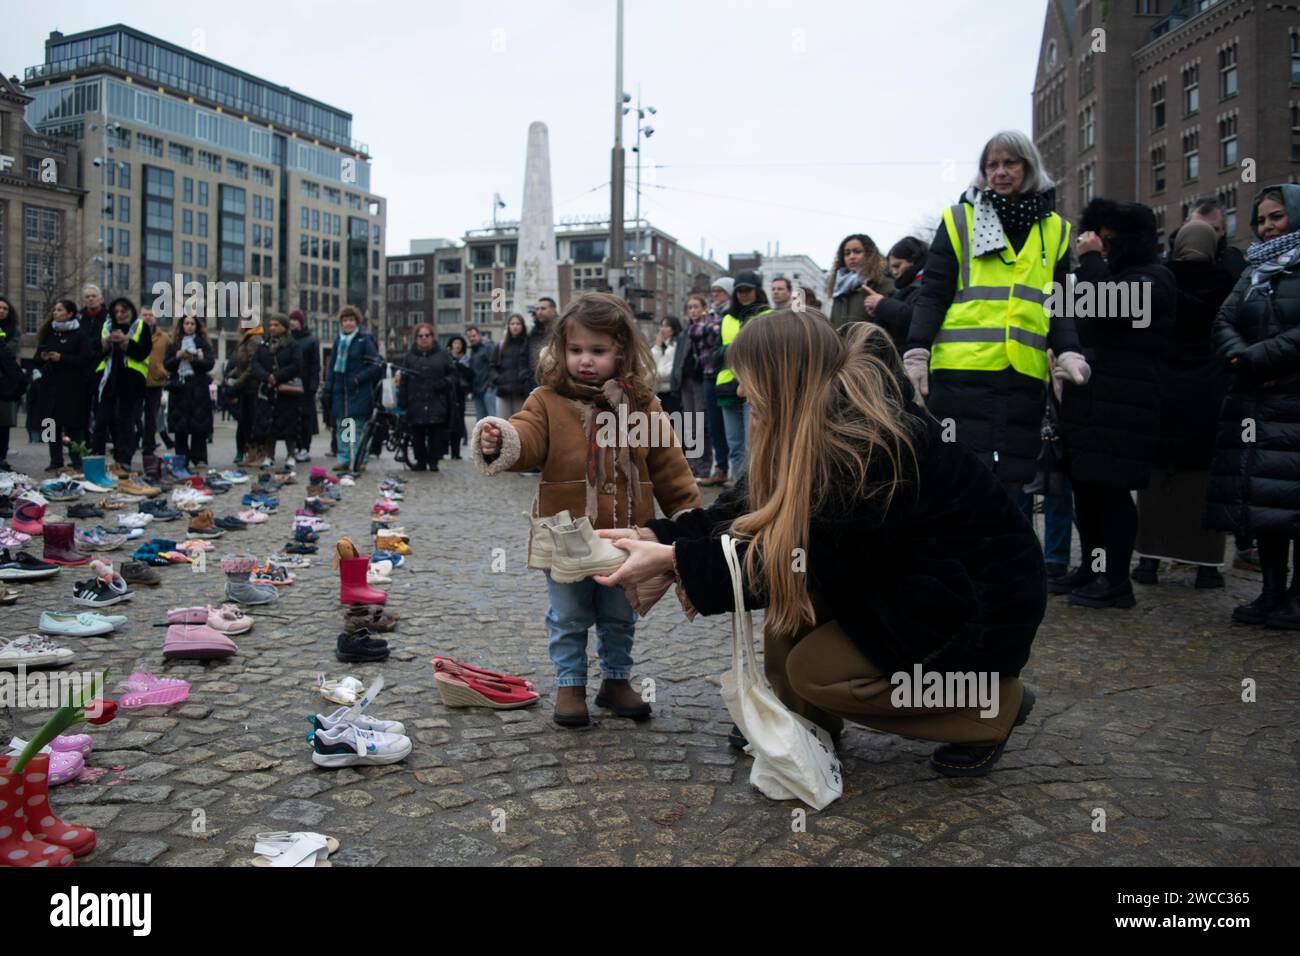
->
[91, 297, 153, 472]
[906, 130, 1090, 506]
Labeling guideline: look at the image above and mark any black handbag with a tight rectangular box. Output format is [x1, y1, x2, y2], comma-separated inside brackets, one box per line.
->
[1023, 391, 1068, 497]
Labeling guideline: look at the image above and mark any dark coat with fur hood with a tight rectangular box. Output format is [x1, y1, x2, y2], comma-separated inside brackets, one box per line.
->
[645, 377, 1046, 679]
[1058, 199, 1174, 489]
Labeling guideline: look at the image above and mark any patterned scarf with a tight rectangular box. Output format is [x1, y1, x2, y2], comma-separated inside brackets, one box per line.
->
[1244, 230, 1300, 295]
[52, 319, 80, 332]
[969, 187, 1056, 258]
[334, 329, 357, 374]
[832, 268, 865, 300]
[560, 376, 643, 527]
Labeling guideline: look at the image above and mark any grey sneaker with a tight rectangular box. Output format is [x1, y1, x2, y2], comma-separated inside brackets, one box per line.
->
[527, 510, 573, 570]
[225, 575, 280, 606]
[548, 516, 627, 584]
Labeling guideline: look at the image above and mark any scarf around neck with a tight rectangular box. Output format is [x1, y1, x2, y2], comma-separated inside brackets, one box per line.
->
[968, 186, 1055, 258]
[560, 376, 644, 528]
[334, 329, 358, 374]
[178, 334, 198, 380]
[1245, 230, 1300, 293]
[832, 268, 865, 300]
[52, 319, 80, 332]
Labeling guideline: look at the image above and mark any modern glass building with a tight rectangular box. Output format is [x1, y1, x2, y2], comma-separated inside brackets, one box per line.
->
[20, 25, 387, 356]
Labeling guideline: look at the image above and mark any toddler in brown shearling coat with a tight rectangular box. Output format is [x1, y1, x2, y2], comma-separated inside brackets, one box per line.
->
[472, 293, 701, 728]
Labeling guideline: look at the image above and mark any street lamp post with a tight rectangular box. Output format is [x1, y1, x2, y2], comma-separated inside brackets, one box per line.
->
[630, 87, 655, 301]
[608, 0, 626, 297]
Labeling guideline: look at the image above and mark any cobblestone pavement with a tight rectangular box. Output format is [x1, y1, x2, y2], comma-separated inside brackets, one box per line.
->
[2, 421, 1298, 867]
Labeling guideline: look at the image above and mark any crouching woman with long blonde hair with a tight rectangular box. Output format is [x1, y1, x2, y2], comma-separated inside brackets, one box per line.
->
[595, 311, 1046, 777]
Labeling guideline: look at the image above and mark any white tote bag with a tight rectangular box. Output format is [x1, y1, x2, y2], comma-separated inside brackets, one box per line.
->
[718, 534, 844, 811]
[380, 364, 398, 410]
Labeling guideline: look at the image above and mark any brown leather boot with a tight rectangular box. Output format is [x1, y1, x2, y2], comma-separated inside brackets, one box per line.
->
[595, 679, 652, 721]
[553, 686, 590, 727]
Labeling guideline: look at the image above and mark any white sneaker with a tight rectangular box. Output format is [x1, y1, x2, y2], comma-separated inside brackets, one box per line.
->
[117, 512, 154, 529]
[311, 706, 406, 736]
[171, 487, 213, 507]
[310, 723, 411, 768]
[38, 611, 117, 636]
[293, 516, 330, 532]
[367, 560, 393, 585]
[0, 634, 75, 669]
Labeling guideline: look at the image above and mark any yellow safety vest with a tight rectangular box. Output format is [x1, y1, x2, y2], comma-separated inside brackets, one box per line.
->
[716, 307, 772, 393]
[96, 318, 149, 379]
[930, 203, 1070, 383]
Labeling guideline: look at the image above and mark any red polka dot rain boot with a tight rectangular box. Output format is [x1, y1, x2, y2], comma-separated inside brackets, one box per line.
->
[17, 754, 96, 858]
[0, 756, 75, 867]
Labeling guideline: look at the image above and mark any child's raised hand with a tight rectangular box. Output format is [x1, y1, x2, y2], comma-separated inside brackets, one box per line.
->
[480, 422, 501, 456]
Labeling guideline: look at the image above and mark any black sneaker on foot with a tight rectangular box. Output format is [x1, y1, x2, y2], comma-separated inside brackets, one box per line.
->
[1068, 578, 1137, 609]
[929, 687, 1036, 778]
[1131, 557, 1159, 585]
[1048, 565, 1095, 595]
[1194, 566, 1225, 589]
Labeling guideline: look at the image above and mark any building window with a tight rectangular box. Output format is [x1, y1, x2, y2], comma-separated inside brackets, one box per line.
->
[182, 177, 193, 203]
[1292, 103, 1300, 162]
[198, 151, 221, 173]
[264, 199, 274, 222]
[1219, 43, 1238, 99]
[197, 244, 207, 268]
[198, 182, 208, 206]
[253, 195, 262, 219]
[1079, 162, 1096, 206]
[1152, 80, 1167, 130]
[409, 283, 424, 300]
[388, 261, 405, 277]
[181, 209, 193, 235]
[118, 196, 130, 223]
[1182, 63, 1200, 115]
[472, 271, 493, 295]
[473, 301, 492, 324]
[471, 246, 495, 269]
[301, 207, 309, 230]
[119, 229, 129, 256]
[229, 160, 249, 180]
[1292, 32, 1300, 85]
[409, 260, 425, 275]
[1218, 185, 1238, 240]
[439, 284, 461, 299]
[1080, 103, 1096, 150]
[1183, 129, 1200, 180]
[387, 283, 402, 302]
[1079, 54, 1095, 97]
[254, 166, 274, 187]
[136, 133, 163, 157]
[439, 258, 462, 274]
[1219, 114, 1238, 168]
[182, 241, 193, 266]
[168, 142, 193, 165]
[198, 212, 208, 237]
[1151, 145, 1167, 193]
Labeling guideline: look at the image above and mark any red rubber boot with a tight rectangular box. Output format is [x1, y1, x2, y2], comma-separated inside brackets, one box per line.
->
[339, 556, 387, 605]
[0, 756, 75, 867]
[42, 521, 91, 566]
[19, 755, 96, 857]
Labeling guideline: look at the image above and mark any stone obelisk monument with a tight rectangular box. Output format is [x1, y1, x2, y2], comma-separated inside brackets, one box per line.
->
[513, 121, 559, 322]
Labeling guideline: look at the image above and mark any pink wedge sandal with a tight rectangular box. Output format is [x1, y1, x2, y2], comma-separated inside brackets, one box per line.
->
[117, 670, 191, 708]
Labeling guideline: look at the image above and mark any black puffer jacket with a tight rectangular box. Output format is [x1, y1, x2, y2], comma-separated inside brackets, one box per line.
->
[493, 335, 533, 398]
[399, 344, 454, 426]
[871, 259, 925, 353]
[35, 324, 93, 424]
[646, 403, 1046, 679]
[1156, 260, 1236, 469]
[163, 337, 215, 436]
[251, 332, 303, 441]
[908, 193, 1081, 484]
[1206, 185, 1300, 536]
[1059, 248, 1174, 489]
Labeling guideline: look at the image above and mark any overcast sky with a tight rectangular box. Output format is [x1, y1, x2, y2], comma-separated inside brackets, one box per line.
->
[3, 0, 1047, 271]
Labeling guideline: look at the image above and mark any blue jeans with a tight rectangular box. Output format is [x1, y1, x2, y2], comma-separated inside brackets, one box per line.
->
[544, 573, 637, 687]
[720, 403, 748, 482]
[1005, 480, 1074, 567]
[473, 390, 496, 422]
[703, 377, 729, 475]
[335, 416, 369, 469]
[1042, 483, 1074, 566]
